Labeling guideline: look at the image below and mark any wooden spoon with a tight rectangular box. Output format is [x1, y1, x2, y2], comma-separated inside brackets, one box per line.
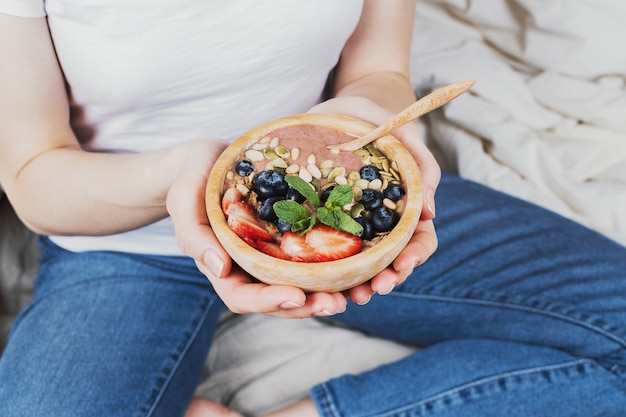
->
[327, 79, 476, 152]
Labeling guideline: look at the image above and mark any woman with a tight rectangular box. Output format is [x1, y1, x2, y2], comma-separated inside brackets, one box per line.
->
[0, 1, 624, 416]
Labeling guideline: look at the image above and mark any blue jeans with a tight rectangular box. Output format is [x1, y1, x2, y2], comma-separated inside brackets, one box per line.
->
[311, 173, 626, 416]
[1, 173, 625, 416]
[0, 240, 224, 417]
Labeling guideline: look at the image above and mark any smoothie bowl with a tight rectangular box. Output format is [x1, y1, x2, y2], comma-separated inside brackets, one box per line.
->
[205, 113, 422, 292]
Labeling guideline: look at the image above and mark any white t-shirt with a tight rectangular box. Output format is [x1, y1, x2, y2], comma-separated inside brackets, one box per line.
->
[1, 0, 364, 255]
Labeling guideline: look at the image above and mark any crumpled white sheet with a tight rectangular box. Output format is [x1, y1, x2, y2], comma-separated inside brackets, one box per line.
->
[413, 0, 626, 246]
[196, 1, 626, 414]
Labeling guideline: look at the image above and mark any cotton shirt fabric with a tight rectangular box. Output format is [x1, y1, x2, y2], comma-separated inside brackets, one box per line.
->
[1, 0, 364, 254]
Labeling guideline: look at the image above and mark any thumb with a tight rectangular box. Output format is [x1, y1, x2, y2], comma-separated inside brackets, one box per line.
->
[166, 156, 232, 278]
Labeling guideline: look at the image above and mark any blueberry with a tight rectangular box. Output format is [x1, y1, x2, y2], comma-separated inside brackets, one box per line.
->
[355, 217, 376, 241]
[258, 196, 283, 222]
[276, 219, 292, 234]
[371, 207, 399, 233]
[359, 189, 383, 211]
[359, 165, 381, 181]
[253, 170, 288, 200]
[286, 187, 306, 204]
[235, 160, 255, 177]
[320, 186, 335, 205]
[383, 183, 405, 202]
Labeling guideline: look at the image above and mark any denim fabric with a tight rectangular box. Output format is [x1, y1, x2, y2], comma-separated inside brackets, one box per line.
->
[0, 239, 224, 417]
[311, 173, 626, 416]
[1, 172, 625, 417]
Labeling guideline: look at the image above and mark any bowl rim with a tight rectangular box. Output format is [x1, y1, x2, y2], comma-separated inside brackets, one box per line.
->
[205, 113, 423, 292]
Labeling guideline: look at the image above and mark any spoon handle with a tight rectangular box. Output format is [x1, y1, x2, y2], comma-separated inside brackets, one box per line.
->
[329, 79, 476, 152]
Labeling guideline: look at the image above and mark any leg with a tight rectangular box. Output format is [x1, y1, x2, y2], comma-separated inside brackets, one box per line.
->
[312, 173, 626, 416]
[0, 238, 225, 417]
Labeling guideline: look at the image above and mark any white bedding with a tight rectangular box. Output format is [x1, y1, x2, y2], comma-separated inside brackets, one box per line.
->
[412, 0, 626, 246]
[196, 1, 626, 415]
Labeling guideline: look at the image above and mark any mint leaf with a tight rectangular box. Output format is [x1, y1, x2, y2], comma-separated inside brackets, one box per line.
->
[292, 217, 316, 235]
[273, 200, 310, 224]
[284, 175, 320, 207]
[336, 211, 364, 235]
[326, 185, 353, 208]
[318, 207, 363, 236]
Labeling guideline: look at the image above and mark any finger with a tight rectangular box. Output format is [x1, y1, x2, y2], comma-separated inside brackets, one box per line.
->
[166, 145, 233, 277]
[393, 123, 441, 221]
[266, 291, 348, 319]
[346, 282, 374, 305]
[367, 266, 402, 295]
[168, 187, 231, 277]
[195, 262, 305, 313]
[392, 219, 438, 273]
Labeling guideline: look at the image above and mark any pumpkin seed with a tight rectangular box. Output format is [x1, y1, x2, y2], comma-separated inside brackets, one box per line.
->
[263, 149, 279, 160]
[347, 170, 360, 185]
[365, 144, 383, 158]
[275, 145, 290, 158]
[328, 167, 346, 183]
[350, 203, 365, 218]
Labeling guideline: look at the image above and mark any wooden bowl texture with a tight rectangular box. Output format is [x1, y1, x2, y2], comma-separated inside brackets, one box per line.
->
[206, 113, 422, 292]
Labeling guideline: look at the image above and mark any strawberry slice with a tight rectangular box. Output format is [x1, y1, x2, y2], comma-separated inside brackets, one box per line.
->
[280, 231, 316, 262]
[256, 240, 291, 260]
[305, 224, 362, 262]
[221, 187, 244, 215]
[226, 201, 273, 242]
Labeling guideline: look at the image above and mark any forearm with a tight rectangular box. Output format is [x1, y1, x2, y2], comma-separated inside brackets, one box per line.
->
[7, 144, 185, 236]
[331, 0, 417, 114]
[1, 15, 214, 237]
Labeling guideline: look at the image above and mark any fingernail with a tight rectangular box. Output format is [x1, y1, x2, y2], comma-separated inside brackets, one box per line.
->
[398, 261, 418, 276]
[356, 293, 372, 305]
[426, 187, 436, 217]
[313, 309, 333, 317]
[203, 250, 224, 278]
[279, 301, 303, 309]
[378, 283, 396, 296]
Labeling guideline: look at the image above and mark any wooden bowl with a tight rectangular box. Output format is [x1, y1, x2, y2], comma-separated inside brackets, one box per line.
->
[205, 113, 423, 292]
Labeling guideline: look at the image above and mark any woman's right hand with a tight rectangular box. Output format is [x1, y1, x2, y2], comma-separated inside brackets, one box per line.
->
[166, 140, 349, 318]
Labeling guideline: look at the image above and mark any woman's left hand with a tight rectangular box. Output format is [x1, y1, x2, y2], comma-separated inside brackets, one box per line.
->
[308, 96, 440, 304]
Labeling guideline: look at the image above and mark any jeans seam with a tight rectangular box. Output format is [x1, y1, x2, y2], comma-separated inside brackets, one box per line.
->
[376, 358, 593, 417]
[390, 291, 626, 349]
[143, 294, 217, 417]
[312, 383, 342, 417]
